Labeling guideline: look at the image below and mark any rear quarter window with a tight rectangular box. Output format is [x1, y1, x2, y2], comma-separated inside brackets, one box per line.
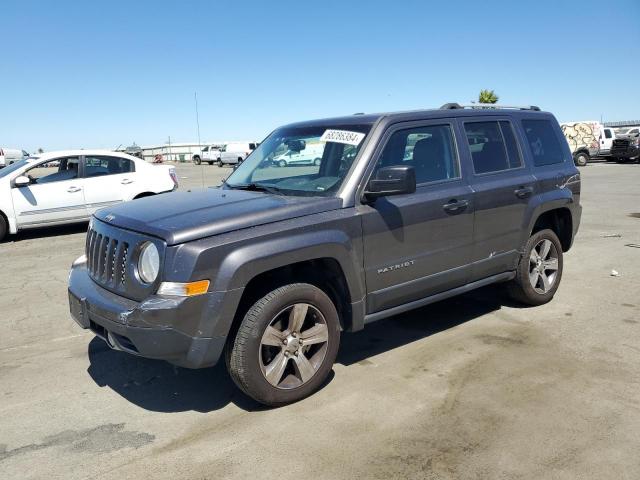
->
[522, 119, 565, 166]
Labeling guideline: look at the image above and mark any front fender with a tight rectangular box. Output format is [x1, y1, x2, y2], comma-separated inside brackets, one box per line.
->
[216, 229, 365, 300]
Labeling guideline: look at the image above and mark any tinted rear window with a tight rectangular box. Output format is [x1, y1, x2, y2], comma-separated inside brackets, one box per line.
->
[522, 119, 565, 166]
[464, 121, 521, 174]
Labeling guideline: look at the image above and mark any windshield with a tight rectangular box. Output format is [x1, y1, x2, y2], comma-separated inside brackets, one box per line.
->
[0, 159, 29, 178]
[225, 124, 371, 196]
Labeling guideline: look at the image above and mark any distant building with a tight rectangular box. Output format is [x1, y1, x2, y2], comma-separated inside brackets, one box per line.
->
[117, 142, 225, 163]
[603, 120, 640, 128]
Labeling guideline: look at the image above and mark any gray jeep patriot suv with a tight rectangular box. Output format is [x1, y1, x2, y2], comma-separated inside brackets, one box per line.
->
[68, 103, 581, 406]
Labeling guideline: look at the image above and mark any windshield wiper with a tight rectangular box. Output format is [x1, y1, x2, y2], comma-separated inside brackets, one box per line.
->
[226, 182, 284, 195]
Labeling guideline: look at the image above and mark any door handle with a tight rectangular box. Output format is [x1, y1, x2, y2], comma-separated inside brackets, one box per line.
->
[442, 199, 469, 214]
[514, 186, 533, 199]
[67, 186, 82, 193]
[121, 179, 134, 184]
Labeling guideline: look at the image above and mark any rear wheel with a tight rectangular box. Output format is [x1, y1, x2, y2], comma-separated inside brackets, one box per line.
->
[227, 283, 340, 406]
[193, 156, 201, 165]
[207, 161, 214, 165]
[0, 215, 7, 242]
[574, 152, 589, 167]
[278, 159, 287, 168]
[507, 229, 563, 306]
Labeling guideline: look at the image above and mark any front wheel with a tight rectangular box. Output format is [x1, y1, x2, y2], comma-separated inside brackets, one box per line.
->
[507, 229, 563, 306]
[227, 283, 340, 406]
[313, 158, 321, 166]
[278, 159, 287, 168]
[207, 161, 214, 165]
[216, 159, 222, 167]
[0, 215, 7, 242]
[574, 152, 589, 167]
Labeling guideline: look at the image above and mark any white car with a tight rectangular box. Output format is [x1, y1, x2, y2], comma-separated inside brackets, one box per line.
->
[0, 150, 178, 241]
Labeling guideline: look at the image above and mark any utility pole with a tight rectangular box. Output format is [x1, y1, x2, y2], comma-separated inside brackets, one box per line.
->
[167, 136, 172, 162]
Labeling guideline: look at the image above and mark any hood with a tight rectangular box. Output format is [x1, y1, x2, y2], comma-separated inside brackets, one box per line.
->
[94, 188, 342, 245]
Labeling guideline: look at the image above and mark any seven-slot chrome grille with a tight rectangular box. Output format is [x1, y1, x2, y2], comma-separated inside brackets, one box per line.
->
[84, 218, 164, 301]
[86, 228, 129, 289]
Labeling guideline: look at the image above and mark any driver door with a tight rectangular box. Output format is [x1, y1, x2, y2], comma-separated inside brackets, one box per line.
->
[11, 156, 87, 228]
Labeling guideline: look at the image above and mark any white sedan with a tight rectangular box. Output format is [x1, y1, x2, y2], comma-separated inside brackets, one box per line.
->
[0, 150, 178, 241]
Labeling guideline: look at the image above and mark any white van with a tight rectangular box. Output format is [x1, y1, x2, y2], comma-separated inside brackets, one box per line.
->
[0, 148, 29, 167]
[218, 142, 258, 166]
[273, 143, 324, 167]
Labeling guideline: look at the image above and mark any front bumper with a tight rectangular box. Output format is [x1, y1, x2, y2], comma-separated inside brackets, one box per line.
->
[611, 146, 640, 159]
[68, 263, 235, 368]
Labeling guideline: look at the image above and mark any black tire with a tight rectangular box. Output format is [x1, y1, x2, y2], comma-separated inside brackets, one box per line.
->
[216, 159, 222, 167]
[227, 283, 340, 406]
[0, 215, 7, 242]
[207, 161, 213, 165]
[574, 152, 589, 167]
[193, 156, 201, 165]
[507, 229, 564, 306]
[278, 159, 287, 168]
[314, 158, 321, 166]
[237, 157, 243, 164]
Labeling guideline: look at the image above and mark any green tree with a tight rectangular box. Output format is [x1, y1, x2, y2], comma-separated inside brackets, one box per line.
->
[478, 89, 499, 104]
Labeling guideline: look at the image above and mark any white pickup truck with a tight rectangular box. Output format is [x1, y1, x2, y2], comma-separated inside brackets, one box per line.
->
[192, 145, 223, 165]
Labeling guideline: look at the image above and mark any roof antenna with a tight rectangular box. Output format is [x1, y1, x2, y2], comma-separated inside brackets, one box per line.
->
[194, 92, 204, 188]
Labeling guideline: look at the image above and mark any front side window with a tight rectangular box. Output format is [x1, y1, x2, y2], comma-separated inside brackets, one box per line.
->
[605, 129, 612, 139]
[373, 124, 460, 184]
[84, 156, 135, 178]
[225, 124, 372, 196]
[464, 121, 522, 174]
[27, 157, 80, 184]
[522, 119, 565, 166]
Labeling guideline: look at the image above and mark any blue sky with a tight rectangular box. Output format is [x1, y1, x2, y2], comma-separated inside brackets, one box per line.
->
[1, 0, 639, 152]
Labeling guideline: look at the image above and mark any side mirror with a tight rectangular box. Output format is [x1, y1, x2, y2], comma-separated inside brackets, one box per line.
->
[14, 175, 31, 187]
[364, 165, 416, 201]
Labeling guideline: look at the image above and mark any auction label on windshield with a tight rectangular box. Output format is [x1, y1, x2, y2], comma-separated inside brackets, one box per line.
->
[320, 129, 365, 146]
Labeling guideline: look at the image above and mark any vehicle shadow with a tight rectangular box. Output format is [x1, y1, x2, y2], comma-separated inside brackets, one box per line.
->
[85, 284, 512, 413]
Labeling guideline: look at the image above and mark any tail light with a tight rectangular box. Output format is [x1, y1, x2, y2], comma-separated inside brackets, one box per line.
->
[169, 168, 178, 189]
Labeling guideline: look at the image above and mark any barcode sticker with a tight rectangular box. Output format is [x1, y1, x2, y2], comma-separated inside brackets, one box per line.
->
[320, 129, 365, 146]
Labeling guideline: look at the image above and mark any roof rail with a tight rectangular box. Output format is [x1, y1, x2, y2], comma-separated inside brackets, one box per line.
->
[440, 103, 541, 111]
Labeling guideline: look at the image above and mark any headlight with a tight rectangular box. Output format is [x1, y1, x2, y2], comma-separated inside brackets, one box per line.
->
[138, 242, 159, 283]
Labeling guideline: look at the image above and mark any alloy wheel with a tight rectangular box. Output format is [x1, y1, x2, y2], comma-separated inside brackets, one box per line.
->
[259, 303, 329, 389]
[528, 239, 559, 294]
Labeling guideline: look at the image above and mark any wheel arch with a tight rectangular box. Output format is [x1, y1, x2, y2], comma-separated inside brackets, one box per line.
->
[529, 207, 574, 252]
[209, 232, 366, 337]
[0, 207, 17, 235]
[133, 192, 156, 199]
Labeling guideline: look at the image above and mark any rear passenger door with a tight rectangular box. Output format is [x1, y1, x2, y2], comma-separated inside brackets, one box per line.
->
[360, 120, 475, 313]
[82, 155, 137, 214]
[460, 118, 536, 281]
